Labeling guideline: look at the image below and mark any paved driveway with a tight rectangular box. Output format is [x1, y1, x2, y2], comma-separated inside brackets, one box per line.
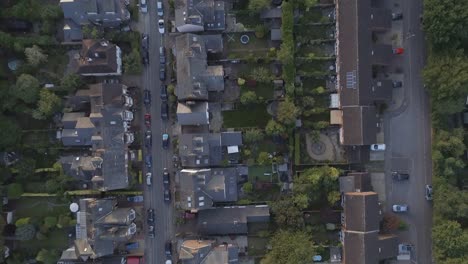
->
[383, 0, 433, 263]
[139, 2, 175, 263]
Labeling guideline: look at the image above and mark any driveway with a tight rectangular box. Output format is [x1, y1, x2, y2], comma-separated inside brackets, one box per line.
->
[383, 0, 433, 263]
[139, 1, 175, 263]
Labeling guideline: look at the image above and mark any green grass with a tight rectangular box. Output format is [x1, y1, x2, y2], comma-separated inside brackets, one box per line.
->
[15, 197, 69, 220]
[241, 83, 274, 100]
[18, 228, 68, 252]
[302, 77, 326, 90]
[249, 165, 273, 182]
[226, 32, 269, 51]
[232, 11, 263, 29]
[247, 236, 270, 256]
[223, 104, 270, 128]
[297, 8, 324, 24]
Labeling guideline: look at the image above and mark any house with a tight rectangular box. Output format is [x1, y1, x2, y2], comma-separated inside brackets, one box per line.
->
[60, 83, 134, 191]
[60, 0, 130, 42]
[179, 168, 241, 212]
[175, 0, 225, 33]
[335, 0, 393, 146]
[73, 39, 122, 76]
[178, 132, 242, 168]
[260, 7, 282, 42]
[57, 253, 126, 264]
[175, 34, 224, 101]
[179, 240, 239, 264]
[197, 205, 270, 235]
[57, 198, 136, 262]
[339, 172, 398, 264]
[177, 101, 210, 126]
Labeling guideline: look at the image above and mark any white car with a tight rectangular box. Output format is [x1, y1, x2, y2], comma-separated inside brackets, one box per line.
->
[140, 0, 148, 13]
[146, 172, 152, 186]
[158, 19, 165, 34]
[392, 204, 408, 213]
[370, 144, 386, 151]
[157, 1, 164, 17]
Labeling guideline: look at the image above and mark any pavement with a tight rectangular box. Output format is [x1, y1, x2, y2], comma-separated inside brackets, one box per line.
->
[383, 0, 433, 263]
[139, 2, 175, 263]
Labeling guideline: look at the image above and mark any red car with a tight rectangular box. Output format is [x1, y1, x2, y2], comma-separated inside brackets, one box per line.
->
[144, 113, 151, 128]
[392, 48, 404, 54]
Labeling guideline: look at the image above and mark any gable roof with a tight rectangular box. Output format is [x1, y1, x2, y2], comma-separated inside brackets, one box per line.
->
[175, 34, 224, 101]
[74, 39, 122, 76]
[343, 192, 380, 232]
[339, 172, 372, 193]
[197, 205, 270, 235]
[179, 168, 239, 211]
[177, 102, 210, 126]
[341, 105, 377, 145]
[175, 0, 225, 32]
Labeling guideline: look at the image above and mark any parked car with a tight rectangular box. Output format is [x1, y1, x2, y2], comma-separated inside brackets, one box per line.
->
[398, 243, 413, 254]
[144, 113, 151, 127]
[163, 168, 170, 185]
[146, 172, 152, 186]
[157, 1, 164, 17]
[161, 102, 168, 120]
[370, 144, 386, 151]
[393, 48, 404, 54]
[142, 51, 149, 65]
[160, 47, 166, 64]
[165, 241, 172, 257]
[162, 133, 169, 149]
[144, 90, 151, 106]
[164, 189, 171, 202]
[145, 130, 152, 148]
[145, 155, 152, 168]
[140, 0, 148, 13]
[159, 66, 166, 81]
[147, 208, 155, 223]
[127, 195, 144, 202]
[425, 185, 433, 201]
[158, 19, 165, 34]
[161, 85, 168, 101]
[392, 204, 408, 213]
[392, 81, 402, 88]
[392, 171, 409, 181]
[392, 12, 403, 20]
[148, 225, 155, 238]
[141, 34, 149, 50]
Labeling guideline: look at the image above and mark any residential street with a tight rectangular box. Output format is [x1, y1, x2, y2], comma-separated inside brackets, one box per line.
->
[384, 0, 433, 263]
[140, 2, 175, 263]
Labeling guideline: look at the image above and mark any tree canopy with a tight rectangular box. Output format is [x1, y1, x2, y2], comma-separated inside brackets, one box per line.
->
[240, 91, 258, 105]
[244, 128, 264, 143]
[0, 115, 21, 150]
[277, 99, 299, 125]
[248, 0, 270, 12]
[60, 74, 84, 92]
[12, 74, 41, 104]
[265, 119, 286, 136]
[123, 49, 142, 74]
[32, 89, 62, 120]
[293, 166, 340, 206]
[261, 230, 316, 264]
[433, 220, 468, 261]
[24, 45, 48, 66]
[270, 196, 304, 228]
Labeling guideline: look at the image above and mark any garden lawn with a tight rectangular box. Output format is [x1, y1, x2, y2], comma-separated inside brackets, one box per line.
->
[297, 8, 324, 24]
[247, 236, 269, 256]
[18, 228, 68, 252]
[15, 197, 69, 220]
[249, 165, 273, 182]
[223, 104, 270, 128]
[241, 83, 274, 100]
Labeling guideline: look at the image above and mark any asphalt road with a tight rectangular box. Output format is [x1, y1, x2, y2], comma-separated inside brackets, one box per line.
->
[383, 0, 433, 263]
[140, 3, 175, 263]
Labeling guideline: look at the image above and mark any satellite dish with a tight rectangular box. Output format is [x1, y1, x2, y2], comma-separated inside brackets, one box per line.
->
[70, 203, 79, 213]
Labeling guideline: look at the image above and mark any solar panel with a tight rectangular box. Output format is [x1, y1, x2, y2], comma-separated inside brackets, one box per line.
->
[346, 71, 356, 89]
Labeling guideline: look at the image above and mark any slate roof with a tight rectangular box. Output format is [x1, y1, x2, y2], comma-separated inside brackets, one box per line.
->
[61, 83, 131, 191]
[339, 172, 372, 193]
[175, 34, 224, 101]
[260, 7, 282, 19]
[336, 0, 392, 146]
[197, 205, 270, 235]
[175, 0, 225, 32]
[179, 240, 214, 264]
[60, 0, 130, 42]
[73, 198, 136, 261]
[343, 232, 398, 264]
[177, 102, 210, 126]
[60, 155, 100, 183]
[74, 40, 122, 76]
[343, 192, 380, 232]
[179, 132, 242, 168]
[179, 168, 239, 211]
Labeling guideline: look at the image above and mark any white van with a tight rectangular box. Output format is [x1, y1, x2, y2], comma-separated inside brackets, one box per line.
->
[140, 0, 148, 13]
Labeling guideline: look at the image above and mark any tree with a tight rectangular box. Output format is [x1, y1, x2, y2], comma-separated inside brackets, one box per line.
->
[12, 74, 41, 104]
[261, 230, 316, 264]
[423, 51, 468, 115]
[434, 177, 468, 221]
[7, 183, 23, 199]
[244, 128, 264, 143]
[40, 5, 63, 21]
[13, 158, 36, 180]
[311, 86, 326, 95]
[432, 128, 466, 181]
[237, 78, 246, 86]
[255, 24, 267, 39]
[250, 67, 272, 83]
[257, 152, 271, 165]
[43, 216, 58, 229]
[292, 193, 309, 210]
[277, 99, 299, 125]
[327, 191, 341, 206]
[14, 224, 35, 240]
[423, 0, 468, 49]
[293, 166, 340, 206]
[25, 45, 48, 66]
[240, 91, 258, 105]
[248, 0, 270, 12]
[57, 214, 72, 228]
[15, 217, 30, 227]
[270, 197, 304, 228]
[32, 89, 62, 120]
[433, 220, 468, 261]
[60, 74, 84, 92]
[123, 49, 143, 74]
[36, 249, 59, 264]
[243, 182, 254, 193]
[0, 116, 21, 149]
[301, 96, 315, 107]
[265, 119, 286, 136]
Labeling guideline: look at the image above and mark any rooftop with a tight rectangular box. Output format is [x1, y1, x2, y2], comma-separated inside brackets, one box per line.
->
[175, 0, 225, 32]
[73, 39, 122, 76]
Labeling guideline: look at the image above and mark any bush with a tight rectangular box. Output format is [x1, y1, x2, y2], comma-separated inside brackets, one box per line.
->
[255, 24, 267, 38]
[243, 182, 254, 193]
